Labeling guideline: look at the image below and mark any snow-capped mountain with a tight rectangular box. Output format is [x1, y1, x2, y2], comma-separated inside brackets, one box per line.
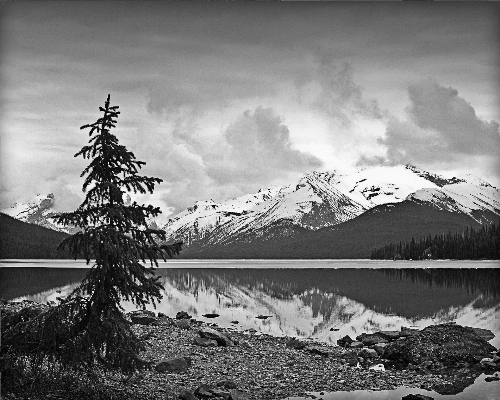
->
[5, 165, 499, 250]
[2, 194, 73, 233]
[407, 175, 500, 224]
[163, 171, 367, 246]
[163, 165, 500, 248]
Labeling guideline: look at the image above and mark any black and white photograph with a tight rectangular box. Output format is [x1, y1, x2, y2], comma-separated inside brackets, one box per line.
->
[1, 2, 499, 400]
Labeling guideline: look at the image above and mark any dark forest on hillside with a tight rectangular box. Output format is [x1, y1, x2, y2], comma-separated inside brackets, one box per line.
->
[371, 223, 500, 260]
[0, 213, 71, 259]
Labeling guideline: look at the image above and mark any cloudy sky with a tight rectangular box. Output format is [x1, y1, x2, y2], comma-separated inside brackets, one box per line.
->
[1, 2, 499, 221]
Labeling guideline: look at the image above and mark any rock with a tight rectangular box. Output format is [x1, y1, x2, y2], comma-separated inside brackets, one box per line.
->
[176, 311, 192, 320]
[485, 376, 500, 382]
[308, 346, 331, 356]
[230, 320, 239, 324]
[330, 328, 339, 331]
[194, 384, 214, 397]
[202, 313, 220, 318]
[176, 319, 191, 330]
[130, 309, 155, 317]
[229, 389, 251, 400]
[471, 327, 495, 342]
[158, 312, 167, 318]
[178, 389, 198, 400]
[350, 341, 363, 349]
[400, 326, 420, 337]
[369, 363, 385, 371]
[376, 330, 400, 341]
[194, 336, 219, 347]
[337, 335, 353, 347]
[480, 358, 497, 368]
[256, 315, 272, 319]
[402, 395, 434, 400]
[384, 323, 496, 367]
[130, 313, 157, 325]
[216, 380, 238, 389]
[359, 348, 378, 358]
[286, 339, 307, 350]
[356, 333, 389, 346]
[372, 343, 388, 355]
[155, 356, 192, 373]
[199, 327, 234, 347]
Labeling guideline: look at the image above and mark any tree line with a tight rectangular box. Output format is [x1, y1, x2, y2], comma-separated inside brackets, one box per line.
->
[370, 223, 500, 260]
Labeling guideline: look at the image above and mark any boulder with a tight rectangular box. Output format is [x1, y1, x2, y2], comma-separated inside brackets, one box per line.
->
[155, 356, 192, 373]
[194, 384, 215, 397]
[198, 327, 234, 346]
[350, 341, 363, 349]
[372, 342, 388, 355]
[485, 376, 500, 382]
[384, 323, 496, 367]
[178, 389, 198, 400]
[400, 327, 420, 337]
[130, 309, 155, 317]
[194, 336, 218, 347]
[229, 390, 251, 400]
[369, 363, 385, 372]
[176, 311, 192, 320]
[356, 333, 389, 346]
[286, 339, 307, 350]
[376, 330, 400, 341]
[359, 348, 378, 358]
[337, 335, 354, 347]
[130, 313, 157, 325]
[307, 346, 331, 356]
[480, 358, 497, 368]
[216, 380, 238, 389]
[471, 327, 495, 342]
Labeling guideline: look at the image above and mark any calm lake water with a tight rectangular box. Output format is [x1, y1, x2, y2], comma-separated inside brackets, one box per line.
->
[1, 259, 499, 399]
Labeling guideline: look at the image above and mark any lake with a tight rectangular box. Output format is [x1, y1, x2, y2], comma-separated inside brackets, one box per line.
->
[1, 259, 499, 399]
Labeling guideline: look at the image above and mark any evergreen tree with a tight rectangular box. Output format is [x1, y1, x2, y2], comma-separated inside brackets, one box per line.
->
[2, 95, 181, 374]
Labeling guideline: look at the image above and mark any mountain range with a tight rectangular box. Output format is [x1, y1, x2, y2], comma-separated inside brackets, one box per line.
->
[3, 164, 499, 259]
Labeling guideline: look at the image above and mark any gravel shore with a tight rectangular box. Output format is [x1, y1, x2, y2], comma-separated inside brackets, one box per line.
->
[0, 302, 467, 400]
[117, 317, 452, 400]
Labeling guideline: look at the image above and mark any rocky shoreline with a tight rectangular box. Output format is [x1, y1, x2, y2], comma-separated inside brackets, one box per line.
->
[2, 302, 500, 400]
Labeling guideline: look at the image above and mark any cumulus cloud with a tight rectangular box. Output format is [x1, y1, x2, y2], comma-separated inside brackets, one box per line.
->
[207, 107, 323, 187]
[297, 58, 383, 126]
[359, 80, 500, 170]
[406, 80, 500, 156]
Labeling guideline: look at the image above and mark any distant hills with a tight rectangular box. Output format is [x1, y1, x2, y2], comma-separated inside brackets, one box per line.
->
[2, 164, 499, 259]
[0, 213, 70, 259]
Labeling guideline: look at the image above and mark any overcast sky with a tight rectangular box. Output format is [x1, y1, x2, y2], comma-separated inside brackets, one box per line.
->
[1, 2, 499, 220]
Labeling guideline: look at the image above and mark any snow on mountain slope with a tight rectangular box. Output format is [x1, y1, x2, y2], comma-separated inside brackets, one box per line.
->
[163, 187, 282, 245]
[407, 174, 500, 223]
[333, 164, 443, 208]
[164, 164, 500, 248]
[2, 194, 71, 233]
[166, 171, 367, 246]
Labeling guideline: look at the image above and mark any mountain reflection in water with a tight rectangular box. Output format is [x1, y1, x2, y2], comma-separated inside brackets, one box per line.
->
[2, 266, 499, 347]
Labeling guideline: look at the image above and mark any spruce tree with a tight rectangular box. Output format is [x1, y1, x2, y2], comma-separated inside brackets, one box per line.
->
[2, 95, 181, 374]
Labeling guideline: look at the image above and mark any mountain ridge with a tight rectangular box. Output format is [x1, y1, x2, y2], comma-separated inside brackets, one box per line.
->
[3, 164, 499, 259]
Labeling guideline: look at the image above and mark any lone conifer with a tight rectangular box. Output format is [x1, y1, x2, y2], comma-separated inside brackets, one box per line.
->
[2, 95, 181, 373]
